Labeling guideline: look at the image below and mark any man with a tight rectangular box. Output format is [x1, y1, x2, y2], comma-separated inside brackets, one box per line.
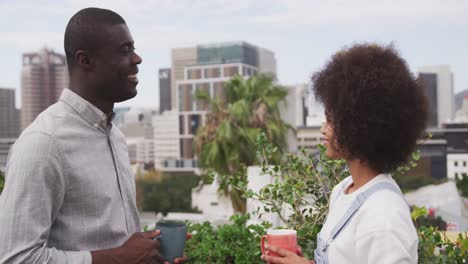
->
[0, 8, 186, 264]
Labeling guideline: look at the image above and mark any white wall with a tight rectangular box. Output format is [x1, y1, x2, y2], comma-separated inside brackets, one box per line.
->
[191, 179, 234, 221]
[447, 153, 468, 180]
[153, 110, 180, 168]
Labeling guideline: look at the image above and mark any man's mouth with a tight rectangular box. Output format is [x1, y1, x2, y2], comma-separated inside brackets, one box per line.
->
[128, 73, 139, 84]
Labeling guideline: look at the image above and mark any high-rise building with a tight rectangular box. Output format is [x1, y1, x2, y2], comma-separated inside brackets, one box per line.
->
[418, 65, 454, 127]
[281, 84, 308, 153]
[0, 88, 20, 138]
[159, 68, 172, 113]
[21, 48, 68, 129]
[171, 42, 277, 111]
[152, 110, 184, 171]
[171, 42, 277, 166]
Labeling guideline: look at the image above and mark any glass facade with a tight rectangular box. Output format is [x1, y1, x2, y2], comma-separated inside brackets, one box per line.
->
[197, 42, 258, 67]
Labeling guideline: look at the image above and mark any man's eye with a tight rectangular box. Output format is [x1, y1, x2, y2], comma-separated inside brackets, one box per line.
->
[121, 46, 134, 53]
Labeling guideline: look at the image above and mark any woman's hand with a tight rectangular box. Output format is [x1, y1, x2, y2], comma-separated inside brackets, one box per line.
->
[261, 245, 315, 264]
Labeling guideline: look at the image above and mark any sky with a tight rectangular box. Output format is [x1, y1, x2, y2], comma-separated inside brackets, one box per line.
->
[0, 0, 467, 109]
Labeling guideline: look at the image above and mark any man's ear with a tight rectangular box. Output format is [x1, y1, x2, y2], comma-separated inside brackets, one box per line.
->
[75, 50, 94, 71]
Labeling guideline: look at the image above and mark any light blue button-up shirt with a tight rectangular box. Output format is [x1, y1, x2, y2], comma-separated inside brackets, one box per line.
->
[0, 88, 141, 263]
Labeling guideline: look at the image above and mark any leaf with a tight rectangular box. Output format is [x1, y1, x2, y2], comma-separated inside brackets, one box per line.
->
[411, 206, 428, 221]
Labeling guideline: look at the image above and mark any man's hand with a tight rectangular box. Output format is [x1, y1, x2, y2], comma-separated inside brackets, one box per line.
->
[261, 245, 315, 264]
[91, 231, 163, 264]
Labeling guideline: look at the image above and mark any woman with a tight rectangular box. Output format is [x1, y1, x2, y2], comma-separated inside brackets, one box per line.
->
[262, 43, 427, 264]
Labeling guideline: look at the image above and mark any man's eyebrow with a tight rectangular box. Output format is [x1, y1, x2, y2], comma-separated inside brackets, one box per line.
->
[119, 41, 134, 48]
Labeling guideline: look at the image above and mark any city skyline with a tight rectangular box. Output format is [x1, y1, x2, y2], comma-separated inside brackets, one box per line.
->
[1, 0, 467, 109]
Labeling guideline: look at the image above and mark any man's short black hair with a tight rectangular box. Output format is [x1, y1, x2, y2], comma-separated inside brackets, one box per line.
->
[64, 7, 126, 72]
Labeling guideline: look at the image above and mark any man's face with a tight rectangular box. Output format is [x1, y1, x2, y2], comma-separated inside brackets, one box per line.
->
[93, 23, 142, 103]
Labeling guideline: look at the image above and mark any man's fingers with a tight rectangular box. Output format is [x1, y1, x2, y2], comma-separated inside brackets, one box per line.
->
[142, 230, 160, 239]
[153, 251, 165, 263]
[174, 254, 188, 263]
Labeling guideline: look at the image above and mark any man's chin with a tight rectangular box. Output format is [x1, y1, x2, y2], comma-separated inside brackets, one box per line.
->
[115, 89, 137, 103]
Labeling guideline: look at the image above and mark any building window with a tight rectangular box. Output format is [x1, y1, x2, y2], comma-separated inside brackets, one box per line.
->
[204, 68, 221, 78]
[179, 115, 185, 135]
[187, 69, 202, 80]
[178, 84, 193, 111]
[213, 82, 226, 101]
[224, 66, 239, 77]
[189, 115, 200, 135]
[464, 161, 466, 167]
[210, 202, 219, 206]
[195, 83, 210, 111]
[455, 161, 458, 167]
[455, 173, 459, 178]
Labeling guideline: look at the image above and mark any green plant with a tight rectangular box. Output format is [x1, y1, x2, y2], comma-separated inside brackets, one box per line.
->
[221, 133, 348, 258]
[456, 173, 468, 197]
[412, 206, 468, 263]
[0, 170, 4, 194]
[186, 214, 270, 264]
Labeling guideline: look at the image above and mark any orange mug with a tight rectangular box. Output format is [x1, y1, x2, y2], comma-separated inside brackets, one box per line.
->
[260, 229, 298, 257]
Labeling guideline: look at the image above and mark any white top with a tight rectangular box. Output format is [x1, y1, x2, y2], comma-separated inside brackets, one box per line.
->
[319, 174, 418, 264]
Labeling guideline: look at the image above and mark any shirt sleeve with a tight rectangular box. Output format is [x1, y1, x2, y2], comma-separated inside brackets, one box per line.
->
[0, 132, 92, 264]
[355, 229, 418, 264]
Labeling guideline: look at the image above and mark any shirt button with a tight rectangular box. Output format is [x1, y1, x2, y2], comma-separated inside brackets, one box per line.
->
[94, 123, 99, 128]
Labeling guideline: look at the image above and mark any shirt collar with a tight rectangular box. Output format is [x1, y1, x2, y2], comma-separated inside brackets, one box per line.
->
[59, 88, 115, 131]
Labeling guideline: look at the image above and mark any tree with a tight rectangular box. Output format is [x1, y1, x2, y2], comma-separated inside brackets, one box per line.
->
[194, 74, 291, 213]
[137, 173, 200, 215]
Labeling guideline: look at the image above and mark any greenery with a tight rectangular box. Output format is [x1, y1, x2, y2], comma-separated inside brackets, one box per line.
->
[136, 171, 199, 215]
[417, 215, 447, 231]
[194, 74, 291, 213]
[0, 170, 4, 194]
[412, 206, 468, 263]
[456, 173, 468, 197]
[186, 214, 270, 263]
[186, 133, 467, 263]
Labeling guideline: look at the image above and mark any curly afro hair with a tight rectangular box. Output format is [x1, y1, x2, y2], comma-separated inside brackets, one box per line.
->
[312, 43, 428, 173]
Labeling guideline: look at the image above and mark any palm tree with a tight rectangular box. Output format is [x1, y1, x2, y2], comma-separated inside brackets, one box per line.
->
[194, 74, 291, 213]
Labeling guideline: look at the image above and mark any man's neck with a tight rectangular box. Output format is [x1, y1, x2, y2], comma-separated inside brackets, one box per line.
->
[69, 83, 114, 115]
[346, 159, 380, 194]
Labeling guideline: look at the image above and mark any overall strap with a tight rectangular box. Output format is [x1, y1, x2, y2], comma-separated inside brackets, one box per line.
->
[322, 178, 353, 224]
[329, 182, 405, 240]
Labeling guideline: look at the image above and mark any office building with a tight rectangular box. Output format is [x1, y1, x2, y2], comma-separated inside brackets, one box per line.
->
[21, 48, 68, 129]
[159, 68, 172, 113]
[0, 88, 20, 138]
[418, 65, 454, 127]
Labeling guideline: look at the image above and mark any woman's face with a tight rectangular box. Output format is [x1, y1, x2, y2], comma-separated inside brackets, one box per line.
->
[320, 113, 343, 159]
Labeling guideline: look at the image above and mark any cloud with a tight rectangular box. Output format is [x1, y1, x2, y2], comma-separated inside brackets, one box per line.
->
[251, 0, 468, 26]
[3, 32, 63, 51]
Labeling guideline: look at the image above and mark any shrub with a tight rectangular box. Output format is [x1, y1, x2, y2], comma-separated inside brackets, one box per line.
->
[186, 214, 270, 264]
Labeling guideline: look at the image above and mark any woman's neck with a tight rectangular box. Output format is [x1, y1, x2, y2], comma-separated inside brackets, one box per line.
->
[346, 159, 380, 194]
